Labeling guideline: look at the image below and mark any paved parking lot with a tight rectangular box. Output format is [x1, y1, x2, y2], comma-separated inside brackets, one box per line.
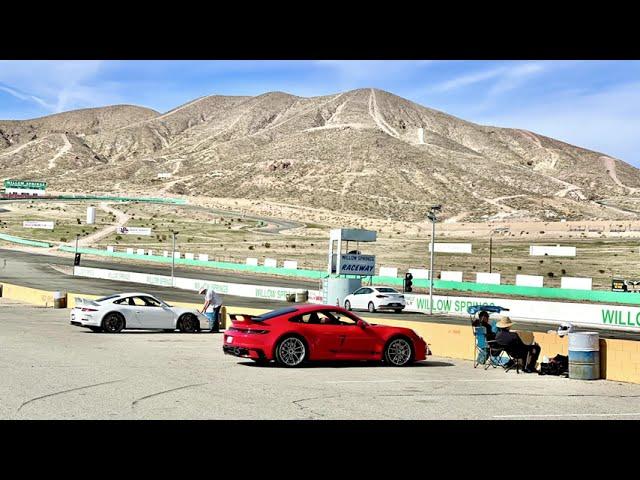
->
[2, 299, 640, 420]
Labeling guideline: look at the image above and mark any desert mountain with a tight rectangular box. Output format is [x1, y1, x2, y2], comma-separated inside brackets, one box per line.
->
[1, 88, 639, 222]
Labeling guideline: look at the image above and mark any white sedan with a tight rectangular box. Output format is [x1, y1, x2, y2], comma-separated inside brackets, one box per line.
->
[69, 292, 208, 333]
[343, 286, 406, 313]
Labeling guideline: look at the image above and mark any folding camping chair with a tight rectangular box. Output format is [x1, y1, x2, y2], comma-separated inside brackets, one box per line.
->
[468, 304, 511, 370]
[473, 326, 508, 369]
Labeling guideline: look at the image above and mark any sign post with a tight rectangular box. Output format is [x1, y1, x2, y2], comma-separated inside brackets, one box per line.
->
[73, 234, 80, 271]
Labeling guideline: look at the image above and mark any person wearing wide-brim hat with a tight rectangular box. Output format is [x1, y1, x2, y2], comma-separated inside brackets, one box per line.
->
[495, 316, 541, 373]
[496, 317, 514, 329]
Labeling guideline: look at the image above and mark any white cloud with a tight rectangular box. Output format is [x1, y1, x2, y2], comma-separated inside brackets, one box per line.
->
[0, 60, 109, 114]
[428, 62, 547, 94]
[475, 81, 640, 166]
[0, 85, 55, 110]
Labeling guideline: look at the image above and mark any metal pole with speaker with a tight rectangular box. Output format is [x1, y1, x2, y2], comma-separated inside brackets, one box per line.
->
[427, 205, 441, 315]
[171, 231, 177, 288]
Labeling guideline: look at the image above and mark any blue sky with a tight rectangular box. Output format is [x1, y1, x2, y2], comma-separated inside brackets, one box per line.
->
[1, 60, 639, 166]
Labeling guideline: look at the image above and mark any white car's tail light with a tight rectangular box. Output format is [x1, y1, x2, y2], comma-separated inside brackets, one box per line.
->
[375, 295, 388, 298]
[81, 308, 98, 312]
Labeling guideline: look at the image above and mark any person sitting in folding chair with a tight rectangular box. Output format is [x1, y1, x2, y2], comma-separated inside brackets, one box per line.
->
[494, 317, 541, 373]
[478, 311, 496, 341]
[473, 324, 507, 369]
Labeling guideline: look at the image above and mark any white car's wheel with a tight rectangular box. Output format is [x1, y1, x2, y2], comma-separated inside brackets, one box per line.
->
[368, 302, 376, 313]
[102, 313, 125, 333]
[344, 300, 352, 311]
[178, 314, 198, 333]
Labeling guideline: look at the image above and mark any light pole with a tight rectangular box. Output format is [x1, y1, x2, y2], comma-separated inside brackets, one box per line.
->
[427, 205, 441, 315]
[171, 231, 178, 287]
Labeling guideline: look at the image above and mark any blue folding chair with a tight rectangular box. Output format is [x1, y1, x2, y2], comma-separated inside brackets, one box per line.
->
[469, 305, 510, 369]
[473, 326, 509, 369]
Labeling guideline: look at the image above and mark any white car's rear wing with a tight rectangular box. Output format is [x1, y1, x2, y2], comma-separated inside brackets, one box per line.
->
[74, 297, 100, 307]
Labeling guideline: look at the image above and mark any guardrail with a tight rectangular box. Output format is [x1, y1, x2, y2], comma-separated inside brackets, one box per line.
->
[0, 233, 53, 248]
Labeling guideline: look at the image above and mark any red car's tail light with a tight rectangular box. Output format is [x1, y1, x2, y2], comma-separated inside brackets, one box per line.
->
[81, 308, 98, 312]
[228, 326, 269, 334]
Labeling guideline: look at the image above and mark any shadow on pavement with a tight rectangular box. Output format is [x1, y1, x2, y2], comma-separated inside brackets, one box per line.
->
[236, 360, 454, 369]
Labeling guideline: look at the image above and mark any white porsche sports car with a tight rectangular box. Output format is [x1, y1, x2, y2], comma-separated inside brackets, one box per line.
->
[70, 292, 208, 333]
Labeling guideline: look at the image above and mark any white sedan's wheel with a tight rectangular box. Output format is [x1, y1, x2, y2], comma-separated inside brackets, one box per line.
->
[344, 300, 352, 311]
[276, 336, 307, 367]
[368, 302, 376, 313]
[384, 338, 413, 366]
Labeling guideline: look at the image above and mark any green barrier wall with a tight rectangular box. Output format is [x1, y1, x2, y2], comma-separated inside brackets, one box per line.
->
[0, 233, 52, 248]
[59, 246, 327, 280]
[53, 246, 640, 306]
[0, 195, 185, 204]
[56, 195, 186, 204]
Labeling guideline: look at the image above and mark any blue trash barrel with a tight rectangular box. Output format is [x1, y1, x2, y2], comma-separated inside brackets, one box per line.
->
[568, 332, 600, 380]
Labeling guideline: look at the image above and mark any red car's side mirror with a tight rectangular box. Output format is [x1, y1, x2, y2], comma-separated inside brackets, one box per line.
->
[357, 319, 368, 329]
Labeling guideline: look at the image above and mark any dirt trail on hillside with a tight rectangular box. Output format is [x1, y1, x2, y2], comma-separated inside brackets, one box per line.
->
[76, 203, 130, 247]
[48, 134, 72, 169]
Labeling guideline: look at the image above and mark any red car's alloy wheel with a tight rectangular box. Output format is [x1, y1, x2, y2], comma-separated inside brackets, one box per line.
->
[276, 337, 306, 367]
[385, 338, 413, 366]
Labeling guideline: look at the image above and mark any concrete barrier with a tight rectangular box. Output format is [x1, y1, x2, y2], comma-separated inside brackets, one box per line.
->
[126, 248, 134, 255]
[136, 249, 145, 256]
[408, 268, 430, 279]
[107, 246, 115, 253]
[530, 245, 576, 256]
[283, 260, 298, 270]
[429, 243, 472, 254]
[476, 272, 501, 285]
[185, 253, 195, 260]
[516, 274, 544, 287]
[561, 277, 592, 290]
[441, 271, 463, 282]
[379, 267, 398, 278]
[198, 254, 209, 262]
[264, 258, 277, 268]
[0, 283, 55, 307]
[246, 258, 258, 266]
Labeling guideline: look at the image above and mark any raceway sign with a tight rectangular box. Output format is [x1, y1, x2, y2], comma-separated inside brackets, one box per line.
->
[116, 226, 152, 236]
[23, 221, 54, 230]
[339, 254, 375, 275]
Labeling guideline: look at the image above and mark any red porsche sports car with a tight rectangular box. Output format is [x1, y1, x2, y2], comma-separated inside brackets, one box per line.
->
[223, 304, 430, 367]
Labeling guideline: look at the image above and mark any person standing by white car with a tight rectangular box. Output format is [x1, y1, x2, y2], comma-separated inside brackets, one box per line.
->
[199, 286, 222, 333]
